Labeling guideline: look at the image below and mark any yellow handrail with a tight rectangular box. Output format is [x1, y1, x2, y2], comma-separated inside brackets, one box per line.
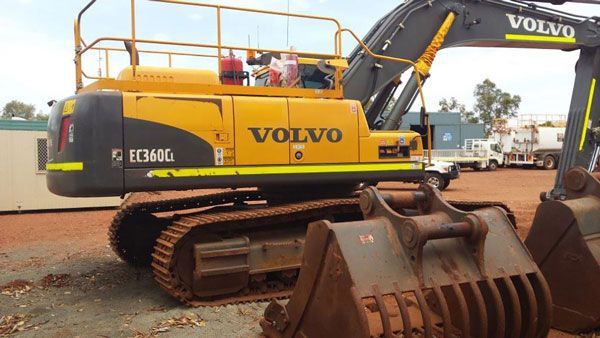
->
[74, 0, 344, 91]
[150, 0, 343, 55]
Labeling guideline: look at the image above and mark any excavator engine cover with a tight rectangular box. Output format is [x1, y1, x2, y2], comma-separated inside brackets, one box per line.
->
[525, 167, 600, 333]
[261, 185, 552, 338]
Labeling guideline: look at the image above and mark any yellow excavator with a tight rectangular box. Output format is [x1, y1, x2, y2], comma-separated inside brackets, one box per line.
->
[46, 0, 598, 335]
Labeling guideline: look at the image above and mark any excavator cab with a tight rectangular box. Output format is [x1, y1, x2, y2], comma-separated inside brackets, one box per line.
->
[248, 53, 334, 90]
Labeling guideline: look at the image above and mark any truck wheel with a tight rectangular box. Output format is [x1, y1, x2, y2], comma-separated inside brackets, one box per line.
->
[543, 156, 556, 170]
[488, 160, 498, 171]
[424, 173, 446, 191]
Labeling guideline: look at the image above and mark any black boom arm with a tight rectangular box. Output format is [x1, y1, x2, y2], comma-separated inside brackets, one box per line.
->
[342, 0, 599, 194]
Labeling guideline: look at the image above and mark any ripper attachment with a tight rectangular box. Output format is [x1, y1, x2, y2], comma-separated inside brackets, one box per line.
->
[261, 185, 552, 338]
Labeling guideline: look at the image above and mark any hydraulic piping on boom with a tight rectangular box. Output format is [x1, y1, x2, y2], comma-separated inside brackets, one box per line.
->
[381, 11, 458, 131]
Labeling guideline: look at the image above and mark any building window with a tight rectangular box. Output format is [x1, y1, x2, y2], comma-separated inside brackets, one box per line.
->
[36, 138, 48, 173]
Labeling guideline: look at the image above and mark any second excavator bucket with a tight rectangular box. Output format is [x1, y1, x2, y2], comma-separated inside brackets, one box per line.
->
[526, 167, 600, 333]
[261, 185, 552, 338]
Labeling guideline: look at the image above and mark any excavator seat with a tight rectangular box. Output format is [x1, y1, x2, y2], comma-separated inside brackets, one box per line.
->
[526, 167, 600, 333]
[261, 185, 552, 338]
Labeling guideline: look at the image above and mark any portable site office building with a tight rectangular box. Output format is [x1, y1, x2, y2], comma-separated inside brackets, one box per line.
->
[0, 120, 122, 212]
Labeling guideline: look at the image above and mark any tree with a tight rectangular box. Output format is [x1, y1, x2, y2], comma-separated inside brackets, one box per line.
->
[438, 97, 478, 123]
[34, 111, 49, 121]
[473, 79, 521, 133]
[2, 100, 36, 120]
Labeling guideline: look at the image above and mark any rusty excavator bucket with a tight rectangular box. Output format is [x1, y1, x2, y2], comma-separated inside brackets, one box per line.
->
[261, 185, 552, 338]
[525, 167, 600, 333]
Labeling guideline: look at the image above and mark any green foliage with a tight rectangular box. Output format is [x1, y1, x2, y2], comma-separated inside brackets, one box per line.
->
[34, 113, 49, 121]
[438, 96, 478, 123]
[473, 79, 521, 132]
[438, 79, 521, 133]
[2, 100, 36, 120]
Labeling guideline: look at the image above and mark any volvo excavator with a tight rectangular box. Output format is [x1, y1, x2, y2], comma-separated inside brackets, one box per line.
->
[46, 0, 598, 335]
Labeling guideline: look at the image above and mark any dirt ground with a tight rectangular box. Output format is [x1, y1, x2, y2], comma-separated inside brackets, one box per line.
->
[0, 168, 583, 337]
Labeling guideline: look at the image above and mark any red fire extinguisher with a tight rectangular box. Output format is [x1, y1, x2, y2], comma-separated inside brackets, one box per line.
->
[220, 50, 249, 86]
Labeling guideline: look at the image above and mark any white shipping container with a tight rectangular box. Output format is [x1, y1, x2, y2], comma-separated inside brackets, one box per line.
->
[0, 125, 122, 212]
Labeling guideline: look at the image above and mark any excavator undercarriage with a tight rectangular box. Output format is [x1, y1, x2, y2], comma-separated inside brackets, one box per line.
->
[109, 190, 515, 306]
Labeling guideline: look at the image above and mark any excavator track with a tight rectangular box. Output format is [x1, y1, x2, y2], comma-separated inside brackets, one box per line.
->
[151, 198, 361, 306]
[109, 190, 267, 267]
[108, 190, 516, 307]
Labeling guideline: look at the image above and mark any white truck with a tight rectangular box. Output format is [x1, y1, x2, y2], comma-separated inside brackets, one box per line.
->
[424, 126, 565, 170]
[494, 126, 564, 170]
[392, 160, 460, 191]
[424, 139, 504, 171]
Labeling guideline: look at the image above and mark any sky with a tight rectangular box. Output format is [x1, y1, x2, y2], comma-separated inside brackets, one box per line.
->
[0, 0, 596, 117]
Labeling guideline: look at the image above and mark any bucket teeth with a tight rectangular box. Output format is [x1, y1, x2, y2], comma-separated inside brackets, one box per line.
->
[500, 275, 522, 338]
[450, 282, 470, 338]
[262, 185, 553, 338]
[392, 282, 413, 338]
[431, 282, 453, 338]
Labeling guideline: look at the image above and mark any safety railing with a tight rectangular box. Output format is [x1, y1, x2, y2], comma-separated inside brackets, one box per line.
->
[73, 0, 434, 160]
[74, 1, 430, 94]
[73, 0, 345, 93]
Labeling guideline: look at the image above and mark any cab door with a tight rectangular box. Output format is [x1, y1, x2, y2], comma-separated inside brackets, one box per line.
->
[287, 98, 359, 164]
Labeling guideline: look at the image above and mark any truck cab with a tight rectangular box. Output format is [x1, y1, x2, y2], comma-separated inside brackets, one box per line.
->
[464, 139, 504, 170]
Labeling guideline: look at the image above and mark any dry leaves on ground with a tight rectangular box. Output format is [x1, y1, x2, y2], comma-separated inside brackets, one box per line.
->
[40, 274, 71, 289]
[0, 280, 33, 299]
[0, 314, 33, 336]
[132, 313, 206, 337]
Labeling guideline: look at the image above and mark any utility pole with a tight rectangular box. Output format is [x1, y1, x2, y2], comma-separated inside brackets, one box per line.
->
[286, 0, 290, 47]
